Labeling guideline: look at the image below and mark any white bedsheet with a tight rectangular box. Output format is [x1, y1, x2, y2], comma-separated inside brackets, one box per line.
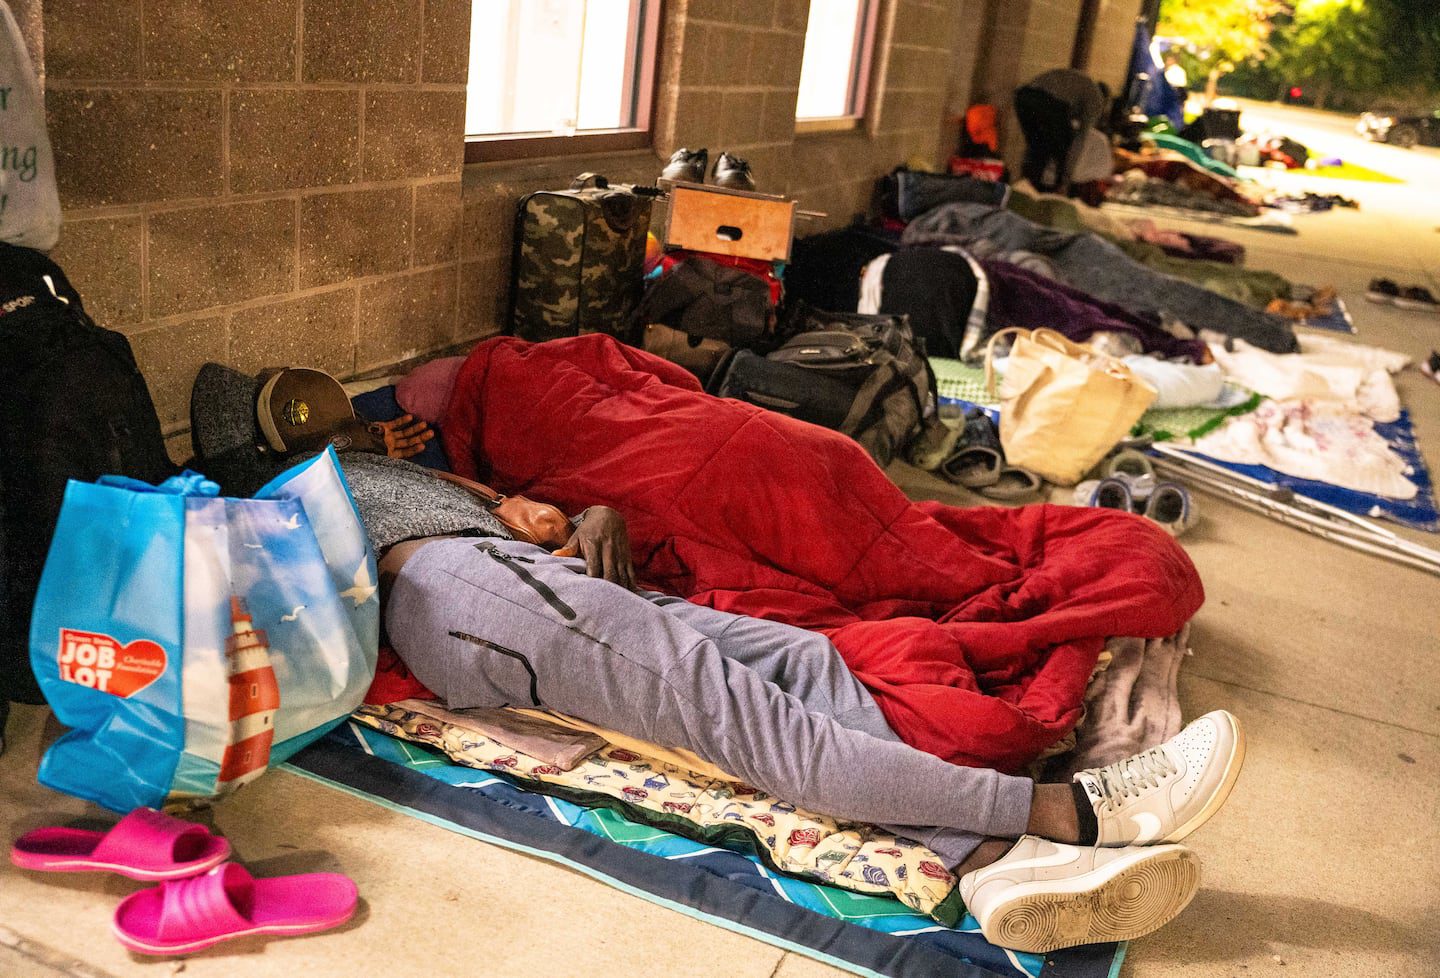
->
[1208, 335, 1409, 423]
[1189, 399, 1417, 499]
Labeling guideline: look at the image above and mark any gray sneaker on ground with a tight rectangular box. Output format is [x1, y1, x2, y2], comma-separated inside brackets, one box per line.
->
[1075, 709, 1245, 846]
[958, 835, 1202, 953]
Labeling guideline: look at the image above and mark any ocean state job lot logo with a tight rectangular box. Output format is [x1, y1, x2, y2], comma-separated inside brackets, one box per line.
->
[56, 628, 168, 697]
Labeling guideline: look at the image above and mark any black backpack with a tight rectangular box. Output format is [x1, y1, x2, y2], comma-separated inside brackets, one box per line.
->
[632, 255, 773, 348]
[0, 243, 173, 710]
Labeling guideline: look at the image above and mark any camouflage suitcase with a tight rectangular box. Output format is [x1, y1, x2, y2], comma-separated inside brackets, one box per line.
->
[509, 173, 656, 343]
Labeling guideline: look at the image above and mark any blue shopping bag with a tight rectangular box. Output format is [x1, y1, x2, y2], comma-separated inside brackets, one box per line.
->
[30, 449, 378, 812]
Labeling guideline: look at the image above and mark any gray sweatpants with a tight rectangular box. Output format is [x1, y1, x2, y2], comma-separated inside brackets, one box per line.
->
[385, 538, 1034, 866]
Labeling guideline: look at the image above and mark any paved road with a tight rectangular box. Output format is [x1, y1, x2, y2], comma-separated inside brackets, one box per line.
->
[1184, 99, 1440, 284]
[1231, 98, 1440, 183]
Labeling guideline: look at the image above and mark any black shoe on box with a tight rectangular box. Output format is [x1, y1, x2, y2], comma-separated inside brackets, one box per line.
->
[713, 151, 756, 191]
[660, 147, 708, 185]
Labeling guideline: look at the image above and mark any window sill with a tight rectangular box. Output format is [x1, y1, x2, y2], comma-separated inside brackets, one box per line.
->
[463, 146, 660, 186]
[795, 117, 864, 135]
[465, 129, 653, 164]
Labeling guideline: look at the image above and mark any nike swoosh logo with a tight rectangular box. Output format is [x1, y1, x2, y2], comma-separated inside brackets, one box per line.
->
[985, 846, 1082, 877]
[1131, 811, 1164, 845]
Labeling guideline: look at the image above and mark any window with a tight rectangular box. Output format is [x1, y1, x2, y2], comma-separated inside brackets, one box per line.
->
[465, 1, 661, 162]
[795, 0, 881, 124]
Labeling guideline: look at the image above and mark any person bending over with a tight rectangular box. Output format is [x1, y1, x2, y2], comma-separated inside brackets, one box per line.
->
[191, 363, 1244, 954]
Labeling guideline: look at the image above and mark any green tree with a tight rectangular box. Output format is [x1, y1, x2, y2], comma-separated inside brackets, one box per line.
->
[1158, 0, 1287, 102]
[1272, 0, 1386, 107]
[1269, 0, 1440, 106]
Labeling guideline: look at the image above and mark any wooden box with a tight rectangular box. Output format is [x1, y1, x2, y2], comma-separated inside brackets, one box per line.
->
[663, 183, 797, 262]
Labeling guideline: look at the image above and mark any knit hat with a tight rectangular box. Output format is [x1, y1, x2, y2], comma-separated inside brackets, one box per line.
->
[189, 363, 383, 495]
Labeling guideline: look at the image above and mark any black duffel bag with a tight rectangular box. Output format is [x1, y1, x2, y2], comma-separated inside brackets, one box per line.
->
[876, 167, 1011, 222]
[712, 303, 937, 467]
[709, 350, 858, 430]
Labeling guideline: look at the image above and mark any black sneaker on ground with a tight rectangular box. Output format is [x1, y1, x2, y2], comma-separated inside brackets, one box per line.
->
[713, 152, 756, 192]
[660, 147, 708, 185]
[1395, 285, 1440, 314]
[1365, 278, 1401, 304]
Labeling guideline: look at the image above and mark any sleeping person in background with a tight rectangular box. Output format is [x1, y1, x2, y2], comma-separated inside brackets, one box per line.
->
[187, 359, 1245, 955]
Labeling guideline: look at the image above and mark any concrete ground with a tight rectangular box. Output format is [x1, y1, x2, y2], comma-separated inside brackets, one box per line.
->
[2, 101, 1437, 978]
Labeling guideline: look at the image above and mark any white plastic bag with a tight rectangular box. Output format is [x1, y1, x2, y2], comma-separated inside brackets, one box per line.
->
[0, 0, 61, 251]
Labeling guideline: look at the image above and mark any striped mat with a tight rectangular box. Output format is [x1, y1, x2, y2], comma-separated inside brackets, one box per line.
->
[285, 722, 1124, 978]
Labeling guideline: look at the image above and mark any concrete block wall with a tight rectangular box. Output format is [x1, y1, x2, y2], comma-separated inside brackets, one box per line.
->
[968, 0, 1145, 166]
[1086, 0, 1146, 95]
[784, 0, 966, 223]
[37, 0, 471, 443]
[22, 0, 1138, 449]
[1015, 0, 1086, 90]
[461, 0, 972, 344]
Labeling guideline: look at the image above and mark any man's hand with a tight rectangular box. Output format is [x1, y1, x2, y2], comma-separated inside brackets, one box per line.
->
[554, 506, 635, 589]
[370, 414, 436, 459]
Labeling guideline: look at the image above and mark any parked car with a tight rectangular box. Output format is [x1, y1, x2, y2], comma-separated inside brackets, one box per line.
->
[1356, 107, 1440, 148]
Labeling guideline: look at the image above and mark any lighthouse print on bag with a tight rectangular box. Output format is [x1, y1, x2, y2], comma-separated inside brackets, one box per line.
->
[217, 597, 281, 792]
[166, 451, 379, 802]
[32, 450, 379, 812]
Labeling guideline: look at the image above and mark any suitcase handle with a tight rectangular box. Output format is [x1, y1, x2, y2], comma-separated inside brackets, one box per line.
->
[571, 172, 610, 190]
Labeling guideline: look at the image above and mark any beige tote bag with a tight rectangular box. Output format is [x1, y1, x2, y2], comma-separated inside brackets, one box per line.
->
[985, 328, 1157, 486]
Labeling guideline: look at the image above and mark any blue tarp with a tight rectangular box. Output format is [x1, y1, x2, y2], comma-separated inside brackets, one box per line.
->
[1128, 22, 1183, 128]
[1179, 409, 1440, 533]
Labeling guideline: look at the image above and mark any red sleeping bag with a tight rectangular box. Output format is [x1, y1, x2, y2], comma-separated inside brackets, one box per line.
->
[442, 335, 1204, 772]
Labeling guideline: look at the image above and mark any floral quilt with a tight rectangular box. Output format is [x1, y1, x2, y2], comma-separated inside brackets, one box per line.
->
[352, 702, 965, 924]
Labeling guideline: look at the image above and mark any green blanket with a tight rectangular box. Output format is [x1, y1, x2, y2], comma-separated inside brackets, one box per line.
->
[1144, 131, 1243, 180]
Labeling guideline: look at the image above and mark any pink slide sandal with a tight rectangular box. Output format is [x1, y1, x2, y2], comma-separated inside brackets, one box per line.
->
[11, 807, 231, 881]
[113, 863, 358, 956]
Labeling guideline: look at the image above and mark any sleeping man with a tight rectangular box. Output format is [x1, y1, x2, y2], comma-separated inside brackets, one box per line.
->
[190, 361, 1243, 955]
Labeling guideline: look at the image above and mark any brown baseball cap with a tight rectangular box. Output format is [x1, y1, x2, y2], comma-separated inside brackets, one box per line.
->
[255, 368, 384, 455]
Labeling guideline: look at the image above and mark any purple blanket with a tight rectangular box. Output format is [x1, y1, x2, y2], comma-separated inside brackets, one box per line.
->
[982, 258, 1209, 362]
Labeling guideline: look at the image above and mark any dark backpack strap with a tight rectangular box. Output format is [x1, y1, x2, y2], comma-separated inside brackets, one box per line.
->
[838, 354, 901, 436]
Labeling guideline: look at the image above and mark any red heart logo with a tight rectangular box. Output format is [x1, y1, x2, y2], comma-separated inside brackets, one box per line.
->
[57, 629, 168, 699]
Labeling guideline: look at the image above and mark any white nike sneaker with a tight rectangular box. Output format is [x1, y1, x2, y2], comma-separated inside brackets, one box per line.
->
[959, 836, 1201, 953]
[1075, 709, 1245, 846]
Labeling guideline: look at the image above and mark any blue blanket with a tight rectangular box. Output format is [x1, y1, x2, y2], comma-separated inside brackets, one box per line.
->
[1180, 408, 1438, 532]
